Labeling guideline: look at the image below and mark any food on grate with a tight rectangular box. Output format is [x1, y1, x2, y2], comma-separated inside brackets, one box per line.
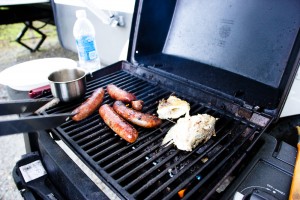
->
[99, 104, 138, 143]
[106, 84, 136, 103]
[157, 96, 190, 119]
[72, 87, 105, 121]
[113, 101, 161, 128]
[131, 100, 144, 111]
[178, 188, 187, 198]
[162, 114, 217, 151]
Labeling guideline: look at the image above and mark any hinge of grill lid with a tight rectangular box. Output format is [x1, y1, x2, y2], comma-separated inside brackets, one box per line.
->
[236, 104, 253, 119]
[237, 104, 270, 127]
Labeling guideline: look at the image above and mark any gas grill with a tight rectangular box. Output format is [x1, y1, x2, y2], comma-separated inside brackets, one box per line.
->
[45, 63, 268, 199]
[11, 0, 300, 199]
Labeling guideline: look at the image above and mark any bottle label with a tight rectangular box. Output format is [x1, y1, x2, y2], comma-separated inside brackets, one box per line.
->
[76, 35, 98, 61]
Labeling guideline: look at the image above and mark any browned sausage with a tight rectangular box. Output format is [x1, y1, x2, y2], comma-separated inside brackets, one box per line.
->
[113, 101, 162, 128]
[106, 84, 136, 103]
[72, 87, 105, 121]
[99, 104, 138, 143]
[131, 100, 144, 111]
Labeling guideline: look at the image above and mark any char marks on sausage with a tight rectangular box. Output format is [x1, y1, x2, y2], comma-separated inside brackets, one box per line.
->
[106, 84, 136, 103]
[72, 87, 105, 121]
[113, 101, 161, 128]
[131, 100, 144, 111]
[99, 104, 138, 143]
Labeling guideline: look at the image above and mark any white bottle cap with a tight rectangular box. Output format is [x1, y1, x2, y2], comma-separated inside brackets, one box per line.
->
[76, 10, 87, 18]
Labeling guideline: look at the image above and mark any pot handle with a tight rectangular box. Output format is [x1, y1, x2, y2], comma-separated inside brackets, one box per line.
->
[28, 85, 51, 99]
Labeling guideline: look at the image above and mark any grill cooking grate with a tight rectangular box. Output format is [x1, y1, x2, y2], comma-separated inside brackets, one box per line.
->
[45, 68, 262, 199]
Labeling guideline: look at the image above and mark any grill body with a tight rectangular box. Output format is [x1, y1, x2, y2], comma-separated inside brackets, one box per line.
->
[40, 61, 272, 199]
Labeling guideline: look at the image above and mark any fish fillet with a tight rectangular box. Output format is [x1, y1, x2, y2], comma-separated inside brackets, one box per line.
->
[162, 114, 217, 151]
[157, 96, 190, 119]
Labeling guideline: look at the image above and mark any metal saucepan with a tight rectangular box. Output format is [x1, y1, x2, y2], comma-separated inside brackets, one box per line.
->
[48, 68, 86, 102]
[35, 67, 86, 113]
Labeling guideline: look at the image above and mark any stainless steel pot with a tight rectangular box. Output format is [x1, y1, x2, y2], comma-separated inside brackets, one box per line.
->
[48, 68, 86, 102]
[35, 68, 86, 114]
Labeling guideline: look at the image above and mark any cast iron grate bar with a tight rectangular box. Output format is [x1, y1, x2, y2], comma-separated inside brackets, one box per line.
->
[105, 123, 172, 172]
[130, 119, 243, 199]
[123, 115, 228, 191]
[154, 124, 253, 200]
[94, 121, 171, 165]
[104, 103, 208, 171]
[180, 127, 259, 200]
[106, 104, 207, 177]
[44, 68, 262, 200]
[116, 113, 233, 186]
[116, 144, 174, 183]
[100, 121, 171, 169]
[117, 118, 234, 187]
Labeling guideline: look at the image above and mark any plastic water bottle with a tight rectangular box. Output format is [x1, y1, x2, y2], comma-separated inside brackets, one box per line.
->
[73, 10, 100, 73]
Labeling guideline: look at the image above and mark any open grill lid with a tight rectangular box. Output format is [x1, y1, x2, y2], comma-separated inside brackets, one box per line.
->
[127, 0, 300, 118]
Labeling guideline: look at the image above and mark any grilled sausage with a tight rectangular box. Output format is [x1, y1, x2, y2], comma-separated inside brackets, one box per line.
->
[113, 101, 162, 128]
[131, 100, 144, 111]
[106, 84, 136, 103]
[72, 87, 105, 121]
[99, 104, 138, 143]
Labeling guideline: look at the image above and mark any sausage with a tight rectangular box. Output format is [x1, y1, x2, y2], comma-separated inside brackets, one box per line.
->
[131, 100, 144, 111]
[106, 84, 136, 103]
[113, 101, 162, 128]
[99, 104, 138, 143]
[72, 87, 105, 121]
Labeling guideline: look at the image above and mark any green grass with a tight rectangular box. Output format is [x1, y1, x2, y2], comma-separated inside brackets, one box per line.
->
[0, 23, 24, 41]
[0, 21, 57, 47]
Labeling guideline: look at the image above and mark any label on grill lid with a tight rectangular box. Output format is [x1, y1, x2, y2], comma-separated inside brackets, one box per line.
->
[19, 160, 47, 182]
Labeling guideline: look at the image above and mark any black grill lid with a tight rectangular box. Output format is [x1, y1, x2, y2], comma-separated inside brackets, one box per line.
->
[127, 0, 300, 117]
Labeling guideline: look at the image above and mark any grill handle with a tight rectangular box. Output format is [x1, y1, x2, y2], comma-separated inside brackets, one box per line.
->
[28, 85, 51, 99]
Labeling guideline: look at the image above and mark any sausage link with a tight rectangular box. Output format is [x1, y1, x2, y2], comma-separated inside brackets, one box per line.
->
[72, 87, 105, 121]
[131, 100, 144, 111]
[99, 104, 138, 143]
[106, 84, 136, 103]
[113, 101, 162, 128]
